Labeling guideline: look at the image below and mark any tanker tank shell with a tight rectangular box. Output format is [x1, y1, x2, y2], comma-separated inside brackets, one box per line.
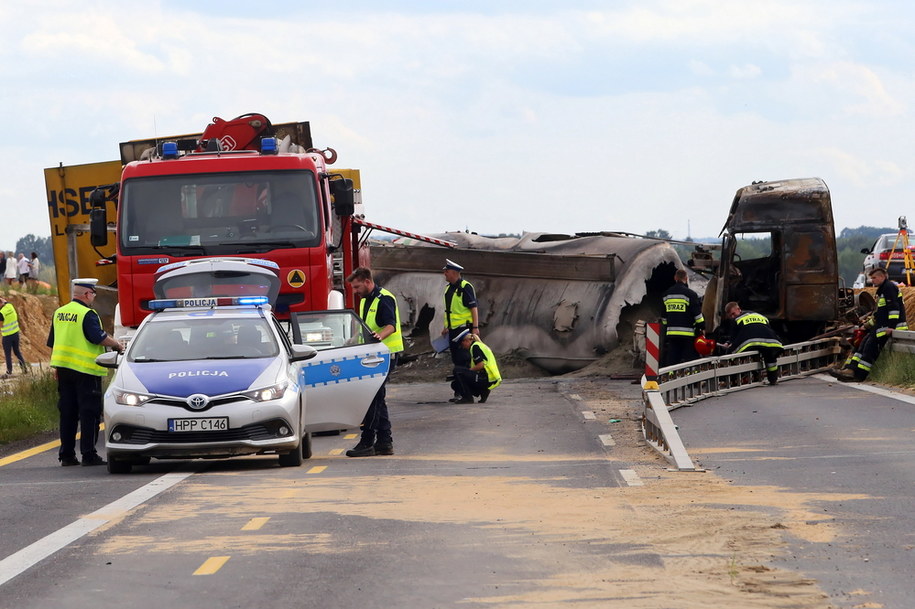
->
[372, 232, 699, 375]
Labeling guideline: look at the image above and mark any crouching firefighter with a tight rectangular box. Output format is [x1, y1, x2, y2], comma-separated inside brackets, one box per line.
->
[833, 267, 908, 382]
[449, 329, 501, 404]
[721, 301, 784, 385]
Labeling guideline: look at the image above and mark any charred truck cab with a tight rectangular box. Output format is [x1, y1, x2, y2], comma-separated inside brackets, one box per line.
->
[701, 177, 838, 343]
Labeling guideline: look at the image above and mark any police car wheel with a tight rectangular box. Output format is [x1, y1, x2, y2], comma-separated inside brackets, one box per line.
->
[107, 457, 132, 474]
[301, 432, 313, 460]
[278, 444, 304, 467]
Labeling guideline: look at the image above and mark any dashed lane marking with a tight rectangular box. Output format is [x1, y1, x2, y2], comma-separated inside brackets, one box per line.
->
[328, 448, 344, 456]
[567, 394, 582, 401]
[343, 433, 358, 440]
[0, 470, 195, 587]
[194, 556, 230, 575]
[307, 466, 327, 474]
[241, 517, 270, 531]
[581, 411, 596, 420]
[599, 434, 616, 447]
[619, 469, 643, 487]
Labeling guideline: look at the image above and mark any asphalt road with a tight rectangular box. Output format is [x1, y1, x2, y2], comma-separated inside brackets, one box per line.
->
[0, 379, 647, 609]
[674, 375, 915, 609]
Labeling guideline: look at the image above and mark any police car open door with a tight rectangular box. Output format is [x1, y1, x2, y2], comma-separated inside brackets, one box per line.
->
[290, 310, 391, 432]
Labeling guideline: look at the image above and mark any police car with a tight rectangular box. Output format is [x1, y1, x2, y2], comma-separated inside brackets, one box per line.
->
[99, 258, 391, 473]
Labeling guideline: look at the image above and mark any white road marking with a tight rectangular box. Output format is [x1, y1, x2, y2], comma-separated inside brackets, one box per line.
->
[581, 411, 596, 420]
[813, 373, 915, 405]
[0, 471, 194, 587]
[599, 434, 616, 447]
[567, 394, 582, 401]
[619, 469, 643, 486]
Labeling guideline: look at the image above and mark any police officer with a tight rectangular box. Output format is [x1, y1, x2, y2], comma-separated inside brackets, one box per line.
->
[441, 259, 479, 369]
[0, 296, 28, 376]
[660, 269, 705, 366]
[47, 279, 124, 466]
[833, 267, 908, 382]
[449, 329, 501, 404]
[345, 267, 403, 457]
[720, 301, 784, 385]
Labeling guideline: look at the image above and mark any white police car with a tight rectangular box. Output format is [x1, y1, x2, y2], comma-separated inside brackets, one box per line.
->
[100, 259, 391, 473]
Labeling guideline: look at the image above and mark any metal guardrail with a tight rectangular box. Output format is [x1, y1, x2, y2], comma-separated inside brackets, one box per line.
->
[641, 337, 843, 471]
[889, 329, 915, 354]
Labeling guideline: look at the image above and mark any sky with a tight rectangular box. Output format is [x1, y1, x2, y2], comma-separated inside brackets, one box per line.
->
[2, 0, 914, 250]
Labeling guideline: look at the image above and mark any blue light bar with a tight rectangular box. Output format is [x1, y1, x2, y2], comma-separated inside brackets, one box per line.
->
[161, 141, 179, 159]
[148, 296, 270, 310]
[260, 137, 278, 155]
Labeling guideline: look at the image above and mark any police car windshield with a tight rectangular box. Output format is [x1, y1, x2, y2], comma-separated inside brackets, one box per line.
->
[129, 318, 279, 362]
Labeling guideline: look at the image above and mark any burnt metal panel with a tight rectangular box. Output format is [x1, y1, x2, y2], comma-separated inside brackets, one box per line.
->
[372, 245, 616, 282]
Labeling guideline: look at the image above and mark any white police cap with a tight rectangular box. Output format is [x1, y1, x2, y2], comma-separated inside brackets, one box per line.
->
[452, 328, 471, 343]
[443, 259, 464, 271]
[72, 278, 99, 289]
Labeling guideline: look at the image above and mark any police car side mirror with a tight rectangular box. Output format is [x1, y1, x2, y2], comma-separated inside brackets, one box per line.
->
[95, 351, 120, 369]
[289, 344, 318, 362]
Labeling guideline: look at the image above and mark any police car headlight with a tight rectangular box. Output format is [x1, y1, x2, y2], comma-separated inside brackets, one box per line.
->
[113, 389, 153, 406]
[243, 381, 288, 402]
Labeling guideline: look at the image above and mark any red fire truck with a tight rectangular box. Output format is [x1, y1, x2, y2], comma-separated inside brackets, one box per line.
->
[87, 114, 368, 331]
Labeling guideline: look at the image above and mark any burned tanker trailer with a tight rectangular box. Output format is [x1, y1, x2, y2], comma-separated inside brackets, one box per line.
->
[370, 231, 696, 374]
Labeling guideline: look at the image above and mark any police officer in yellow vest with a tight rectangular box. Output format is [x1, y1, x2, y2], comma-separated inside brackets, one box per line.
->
[0, 296, 28, 376]
[47, 279, 124, 466]
[345, 267, 403, 457]
[450, 329, 501, 404]
[441, 259, 479, 370]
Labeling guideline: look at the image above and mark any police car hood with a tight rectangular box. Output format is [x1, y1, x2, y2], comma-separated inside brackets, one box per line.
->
[120, 358, 279, 397]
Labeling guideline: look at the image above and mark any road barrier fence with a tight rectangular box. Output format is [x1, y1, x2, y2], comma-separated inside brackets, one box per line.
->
[641, 337, 843, 471]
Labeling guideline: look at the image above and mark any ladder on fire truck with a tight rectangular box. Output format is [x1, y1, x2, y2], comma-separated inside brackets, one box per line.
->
[885, 216, 915, 285]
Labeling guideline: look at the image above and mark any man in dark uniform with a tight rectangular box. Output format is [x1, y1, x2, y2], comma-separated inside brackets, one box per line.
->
[721, 301, 784, 385]
[449, 329, 502, 404]
[441, 259, 479, 369]
[47, 279, 124, 466]
[832, 267, 908, 382]
[660, 269, 705, 366]
[345, 267, 403, 457]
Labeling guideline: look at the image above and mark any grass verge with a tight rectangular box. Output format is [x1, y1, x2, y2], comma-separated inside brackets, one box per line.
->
[0, 371, 58, 445]
[868, 348, 915, 387]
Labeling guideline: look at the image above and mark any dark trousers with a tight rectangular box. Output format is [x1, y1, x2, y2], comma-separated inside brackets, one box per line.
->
[451, 367, 487, 400]
[756, 346, 783, 384]
[447, 325, 472, 368]
[56, 367, 103, 460]
[662, 335, 699, 367]
[2, 333, 26, 373]
[359, 355, 397, 446]
[848, 330, 887, 381]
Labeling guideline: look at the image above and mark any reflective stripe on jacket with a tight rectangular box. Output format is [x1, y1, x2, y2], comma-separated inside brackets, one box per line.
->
[0, 303, 19, 336]
[49, 301, 106, 376]
[360, 287, 404, 354]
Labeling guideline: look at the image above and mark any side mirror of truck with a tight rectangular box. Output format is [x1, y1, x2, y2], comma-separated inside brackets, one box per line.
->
[89, 207, 108, 247]
[330, 178, 355, 217]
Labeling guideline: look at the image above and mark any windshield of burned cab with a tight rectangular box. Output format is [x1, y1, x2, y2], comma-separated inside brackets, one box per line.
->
[128, 317, 280, 362]
[120, 170, 320, 252]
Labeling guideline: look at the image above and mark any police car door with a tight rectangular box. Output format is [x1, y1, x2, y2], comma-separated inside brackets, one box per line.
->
[289, 309, 391, 432]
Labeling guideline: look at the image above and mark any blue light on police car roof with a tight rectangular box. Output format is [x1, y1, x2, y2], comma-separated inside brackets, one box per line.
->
[237, 296, 269, 306]
[260, 137, 278, 155]
[161, 141, 179, 159]
[148, 299, 178, 310]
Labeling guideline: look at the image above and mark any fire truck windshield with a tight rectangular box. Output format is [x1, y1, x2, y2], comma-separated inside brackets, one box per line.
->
[120, 170, 321, 254]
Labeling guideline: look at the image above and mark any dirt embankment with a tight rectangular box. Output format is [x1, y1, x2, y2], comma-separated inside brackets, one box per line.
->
[1, 290, 58, 365]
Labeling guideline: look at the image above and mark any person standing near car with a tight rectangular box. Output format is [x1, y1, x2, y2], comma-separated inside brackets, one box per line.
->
[345, 267, 403, 457]
[0, 296, 28, 376]
[47, 278, 124, 466]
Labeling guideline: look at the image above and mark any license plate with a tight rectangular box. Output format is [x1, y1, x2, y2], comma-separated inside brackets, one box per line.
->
[168, 417, 229, 432]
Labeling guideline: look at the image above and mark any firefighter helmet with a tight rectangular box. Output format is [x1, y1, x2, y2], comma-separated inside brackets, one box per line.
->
[694, 335, 716, 357]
